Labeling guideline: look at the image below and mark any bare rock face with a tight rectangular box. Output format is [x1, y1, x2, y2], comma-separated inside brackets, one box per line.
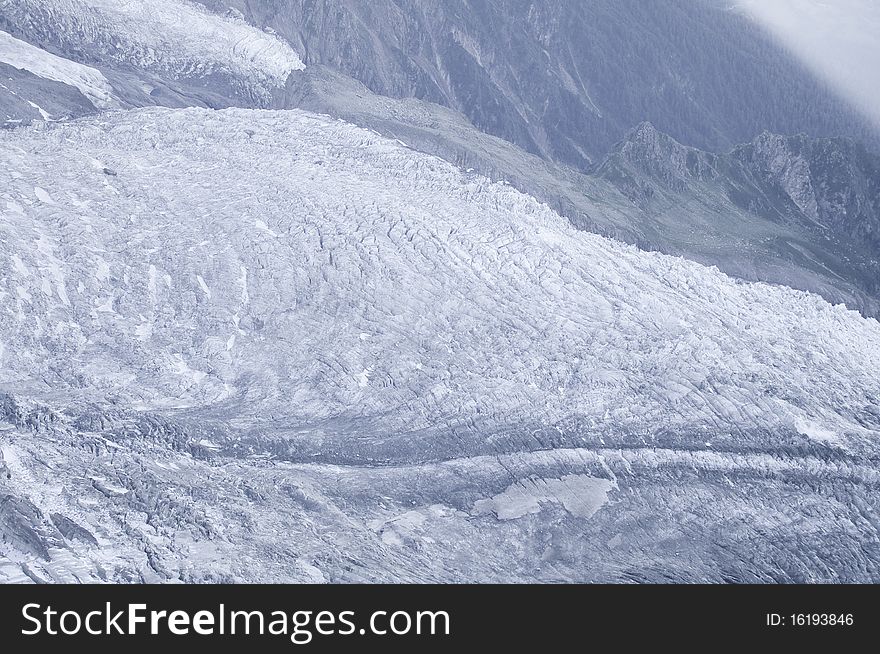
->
[730, 133, 880, 251]
[597, 124, 880, 309]
[211, 0, 878, 168]
[598, 122, 720, 200]
[737, 133, 822, 221]
[603, 124, 880, 246]
[50, 514, 98, 547]
[0, 495, 63, 561]
[0, 62, 97, 126]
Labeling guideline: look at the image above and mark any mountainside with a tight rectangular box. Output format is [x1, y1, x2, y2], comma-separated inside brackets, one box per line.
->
[212, 0, 879, 169]
[282, 68, 880, 317]
[2, 108, 880, 582]
[597, 123, 880, 310]
[604, 123, 880, 251]
[729, 132, 880, 252]
[1, 1, 880, 586]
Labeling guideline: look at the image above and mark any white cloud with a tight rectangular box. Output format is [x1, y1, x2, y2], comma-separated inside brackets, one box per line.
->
[738, 0, 880, 129]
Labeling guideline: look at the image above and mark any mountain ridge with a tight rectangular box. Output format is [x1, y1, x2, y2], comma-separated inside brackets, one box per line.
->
[210, 0, 880, 167]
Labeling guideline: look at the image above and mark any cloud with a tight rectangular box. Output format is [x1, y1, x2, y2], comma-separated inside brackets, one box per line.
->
[738, 0, 880, 130]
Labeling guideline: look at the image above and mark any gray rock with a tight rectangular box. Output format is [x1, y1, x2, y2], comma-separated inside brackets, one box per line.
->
[214, 0, 879, 168]
[0, 495, 62, 561]
[50, 514, 98, 547]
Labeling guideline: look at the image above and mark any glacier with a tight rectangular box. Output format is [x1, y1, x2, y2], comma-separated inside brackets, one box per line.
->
[0, 28, 118, 110]
[3, 1, 880, 327]
[0, 0, 304, 106]
[1, 107, 880, 583]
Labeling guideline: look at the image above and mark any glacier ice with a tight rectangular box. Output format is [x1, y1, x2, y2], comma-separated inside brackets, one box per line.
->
[0, 28, 118, 109]
[1, 107, 879, 583]
[0, 0, 304, 102]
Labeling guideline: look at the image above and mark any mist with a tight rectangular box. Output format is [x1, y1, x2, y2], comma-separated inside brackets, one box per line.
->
[738, 0, 880, 131]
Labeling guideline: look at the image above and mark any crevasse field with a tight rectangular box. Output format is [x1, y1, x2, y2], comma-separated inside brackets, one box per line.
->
[2, 108, 879, 583]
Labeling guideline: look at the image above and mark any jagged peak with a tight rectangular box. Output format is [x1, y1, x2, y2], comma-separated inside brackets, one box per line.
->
[598, 121, 718, 191]
[628, 120, 661, 140]
[604, 121, 713, 164]
[620, 121, 679, 149]
[738, 130, 863, 156]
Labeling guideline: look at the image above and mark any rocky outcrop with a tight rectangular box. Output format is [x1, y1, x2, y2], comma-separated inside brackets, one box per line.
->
[0, 495, 63, 561]
[598, 122, 719, 202]
[211, 0, 878, 168]
[730, 132, 880, 250]
[597, 124, 880, 302]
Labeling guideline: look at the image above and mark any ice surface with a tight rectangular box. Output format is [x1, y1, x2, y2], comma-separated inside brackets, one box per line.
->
[0, 29, 117, 109]
[1, 107, 879, 582]
[2, 107, 876, 443]
[473, 475, 616, 520]
[1, 0, 304, 96]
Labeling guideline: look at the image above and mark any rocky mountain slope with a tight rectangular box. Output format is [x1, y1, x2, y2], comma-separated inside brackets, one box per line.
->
[603, 123, 880, 253]
[212, 0, 879, 168]
[598, 123, 880, 311]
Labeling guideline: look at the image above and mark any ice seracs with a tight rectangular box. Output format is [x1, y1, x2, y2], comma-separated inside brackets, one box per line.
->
[1, 106, 879, 450]
[0, 0, 304, 104]
[1, 107, 880, 583]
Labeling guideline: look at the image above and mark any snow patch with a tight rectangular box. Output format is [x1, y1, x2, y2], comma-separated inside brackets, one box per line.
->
[474, 475, 615, 520]
[170, 354, 207, 384]
[134, 322, 153, 341]
[254, 219, 278, 236]
[26, 100, 51, 120]
[0, 29, 118, 109]
[33, 187, 54, 204]
[358, 368, 372, 388]
[11, 255, 29, 277]
[794, 417, 841, 446]
[196, 275, 211, 299]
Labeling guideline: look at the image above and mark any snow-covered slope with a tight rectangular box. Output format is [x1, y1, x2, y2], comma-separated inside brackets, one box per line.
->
[0, 28, 117, 110]
[3, 1, 879, 331]
[1, 108, 879, 582]
[0, 0, 303, 106]
[2, 108, 879, 446]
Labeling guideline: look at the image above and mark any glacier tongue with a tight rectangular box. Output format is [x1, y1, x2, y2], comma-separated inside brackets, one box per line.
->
[1, 107, 880, 582]
[2, 106, 878, 446]
[0, 0, 304, 102]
